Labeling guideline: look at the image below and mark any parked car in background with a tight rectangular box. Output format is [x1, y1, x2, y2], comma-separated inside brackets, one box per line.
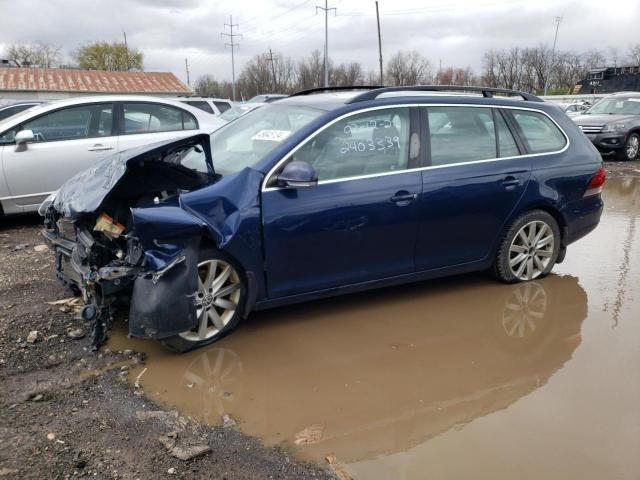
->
[0, 95, 225, 215]
[247, 94, 287, 103]
[41, 85, 604, 352]
[175, 97, 233, 115]
[0, 100, 44, 123]
[573, 92, 640, 160]
[560, 102, 588, 117]
[219, 102, 265, 122]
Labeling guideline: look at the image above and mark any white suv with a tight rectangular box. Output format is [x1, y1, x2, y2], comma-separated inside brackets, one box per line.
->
[0, 95, 226, 215]
[175, 97, 234, 116]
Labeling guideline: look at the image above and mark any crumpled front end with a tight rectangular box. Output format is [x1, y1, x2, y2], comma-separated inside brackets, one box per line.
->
[41, 134, 222, 349]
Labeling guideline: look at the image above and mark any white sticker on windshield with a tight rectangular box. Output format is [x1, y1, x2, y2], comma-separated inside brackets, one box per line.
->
[628, 98, 640, 103]
[252, 130, 291, 142]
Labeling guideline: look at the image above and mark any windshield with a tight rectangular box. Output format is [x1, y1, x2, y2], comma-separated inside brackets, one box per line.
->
[210, 104, 324, 174]
[219, 104, 261, 122]
[585, 97, 640, 115]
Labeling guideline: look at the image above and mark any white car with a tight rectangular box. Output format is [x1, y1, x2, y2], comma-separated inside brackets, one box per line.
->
[174, 97, 234, 116]
[0, 95, 226, 215]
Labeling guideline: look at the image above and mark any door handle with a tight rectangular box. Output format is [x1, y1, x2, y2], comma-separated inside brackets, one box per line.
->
[88, 144, 113, 151]
[502, 176, 522, 191]
[390, 192, 418, 204]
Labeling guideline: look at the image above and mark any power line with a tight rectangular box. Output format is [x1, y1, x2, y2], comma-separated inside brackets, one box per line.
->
[375, 1, 383, 85]
[221, 15, 242, 101]
[315, 0, 336, 87]
[264, 47, 278, 91]
[544, 16, 562, 96]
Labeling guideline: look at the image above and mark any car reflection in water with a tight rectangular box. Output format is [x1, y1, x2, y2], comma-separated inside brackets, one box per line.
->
[121, 272, 587, 464]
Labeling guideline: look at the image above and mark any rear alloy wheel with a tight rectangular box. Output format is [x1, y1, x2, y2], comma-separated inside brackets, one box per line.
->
[161, 251, 245, 353]
[493, 210, 561, 283]
[618, 133, 640, 161]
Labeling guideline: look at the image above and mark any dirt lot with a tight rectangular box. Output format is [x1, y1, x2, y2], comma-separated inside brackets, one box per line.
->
[0, 227, 335, 478]
[1, 159, 638, 479]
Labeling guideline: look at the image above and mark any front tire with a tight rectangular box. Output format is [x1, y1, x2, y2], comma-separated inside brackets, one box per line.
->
[160, 248, 246, 353]
[617, 133, 640, 161]
[492, 210, 561, 284]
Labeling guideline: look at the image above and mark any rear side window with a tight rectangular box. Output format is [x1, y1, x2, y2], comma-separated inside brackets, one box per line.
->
[213, 101, 231, 113]
[427, 106, 497, 166]
[510, 110, 566, 153]
[122, 103, 198, 135]
[494, 110, 519, 157]
[184, 100, 214, 114]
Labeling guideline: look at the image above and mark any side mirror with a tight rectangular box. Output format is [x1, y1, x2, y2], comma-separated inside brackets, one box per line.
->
[14, 129, 35, 152]
[276, 160, 318, 188]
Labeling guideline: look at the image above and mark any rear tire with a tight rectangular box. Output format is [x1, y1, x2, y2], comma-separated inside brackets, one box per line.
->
[617, 133, 640, 161]
[492, 210, 561, 284]
[160, 248, 246, 353]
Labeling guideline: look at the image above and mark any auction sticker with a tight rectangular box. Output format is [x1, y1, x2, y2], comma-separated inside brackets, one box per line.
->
[252, 130, 291, 142]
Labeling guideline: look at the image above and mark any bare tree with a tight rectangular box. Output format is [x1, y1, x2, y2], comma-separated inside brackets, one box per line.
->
[385, 50, 433, 86]
[435, 67, 477, 86]
[331, 62, 365, 86]
[628, 43, 640, 66]
[6, 42, 60, 67]
[609, 46, 620, 68]
[296, 50, 326, 90]
[582, 49, 606, 70]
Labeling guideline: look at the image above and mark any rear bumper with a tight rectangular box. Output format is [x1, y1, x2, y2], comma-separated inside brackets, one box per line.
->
[565, 195, 604, 245]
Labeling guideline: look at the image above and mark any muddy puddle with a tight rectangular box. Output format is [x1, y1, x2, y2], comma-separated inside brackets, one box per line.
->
[108, 177, 640, 479]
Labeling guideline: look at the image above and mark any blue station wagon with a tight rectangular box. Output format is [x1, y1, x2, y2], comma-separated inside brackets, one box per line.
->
[42, 86, 605, 352]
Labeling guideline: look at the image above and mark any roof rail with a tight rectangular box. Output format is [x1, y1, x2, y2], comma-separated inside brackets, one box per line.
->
[289, 86, 383, 97]
[345, 85, 543, 104]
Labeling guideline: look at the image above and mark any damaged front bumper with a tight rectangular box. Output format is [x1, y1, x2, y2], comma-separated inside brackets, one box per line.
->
[42, 208, 201, 349]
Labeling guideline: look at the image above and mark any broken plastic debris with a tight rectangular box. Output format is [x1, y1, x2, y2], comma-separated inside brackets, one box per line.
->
[221, 414, 236, 428]
[159, 432, 211, 461]
[47, 297, 82, 314]
[293, 423, 324, 445]
[94, 212, 125, 239]
[325, 455, 352, 480]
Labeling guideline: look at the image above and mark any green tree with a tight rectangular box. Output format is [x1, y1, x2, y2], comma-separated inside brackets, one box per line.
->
[76, 42, 143, 71]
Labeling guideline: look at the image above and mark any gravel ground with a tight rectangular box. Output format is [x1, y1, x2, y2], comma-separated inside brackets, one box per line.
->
[1, 158, 638, 479]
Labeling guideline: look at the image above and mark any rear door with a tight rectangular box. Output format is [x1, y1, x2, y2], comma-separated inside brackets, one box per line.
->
[261, 106, 422, 298]
[416, 106, 531, 270]
[0, 102, 116, 210]
[116, 102, 199, 152]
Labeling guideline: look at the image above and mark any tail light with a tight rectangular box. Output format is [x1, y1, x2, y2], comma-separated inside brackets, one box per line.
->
[583, 166, 606, 197]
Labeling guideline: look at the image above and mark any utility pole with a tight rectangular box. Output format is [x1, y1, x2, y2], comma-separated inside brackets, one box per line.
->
[184, 58, 190, 87]
[222, 15, 241, 101]
[264, 48, 278, 92]
[316, 1, 336, 87]
[375, 1, 383, 85]
[543, 16, 562, 96]
[123, 31, 130, 71]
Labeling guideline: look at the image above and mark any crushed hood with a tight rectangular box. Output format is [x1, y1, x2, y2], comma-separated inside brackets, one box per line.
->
[51, 134, 213, 218]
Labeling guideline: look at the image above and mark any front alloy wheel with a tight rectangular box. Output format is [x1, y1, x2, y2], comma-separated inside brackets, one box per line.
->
[619, 133, 640, 161]
[161, 251, 245, 353]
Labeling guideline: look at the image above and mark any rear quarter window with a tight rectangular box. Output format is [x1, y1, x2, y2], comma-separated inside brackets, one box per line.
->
[510, 110, 566, 153]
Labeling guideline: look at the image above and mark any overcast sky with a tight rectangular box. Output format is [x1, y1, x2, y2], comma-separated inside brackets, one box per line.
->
[1, 0, 639, 85]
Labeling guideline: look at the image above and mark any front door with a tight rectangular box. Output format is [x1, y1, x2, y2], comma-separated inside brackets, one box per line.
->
[261, 107, 422, 298]
[0, 102, 116, 210]
[415, 106, 531, 270]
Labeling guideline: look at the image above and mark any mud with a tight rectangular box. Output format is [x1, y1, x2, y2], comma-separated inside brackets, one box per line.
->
[109, 176, 640, 479]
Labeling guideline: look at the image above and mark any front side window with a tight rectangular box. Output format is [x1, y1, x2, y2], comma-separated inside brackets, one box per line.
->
[210, 104, 324, 174]
[510, 110, 566, 153]
[123, 103, 197, 135]
[7, 104, 113, 143]
[288, 107, 411, 181]
[428, 106, 497, 166]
